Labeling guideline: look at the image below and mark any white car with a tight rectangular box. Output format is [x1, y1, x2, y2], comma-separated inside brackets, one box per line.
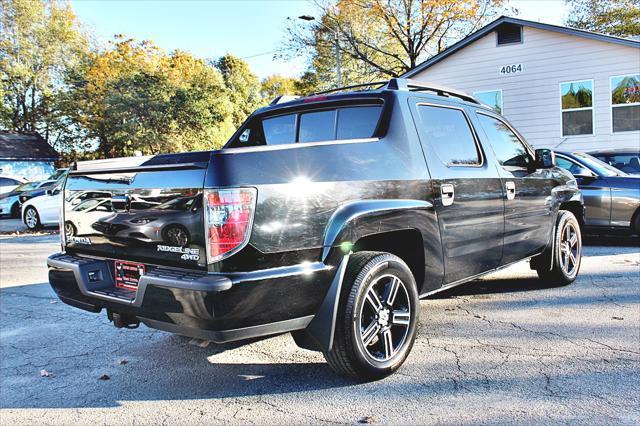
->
[22, 189, 60, 230]
[64, 198, 114, 236]
[0, 175, 28, 194]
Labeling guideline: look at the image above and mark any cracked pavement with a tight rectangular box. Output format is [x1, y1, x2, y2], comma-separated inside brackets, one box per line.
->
[0, 234, 638, 424]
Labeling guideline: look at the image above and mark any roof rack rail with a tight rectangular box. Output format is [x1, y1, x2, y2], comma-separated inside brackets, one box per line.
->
[270, 95, 301, 105]
[309, 81, 388, 96]
[386, 78, 479, 104]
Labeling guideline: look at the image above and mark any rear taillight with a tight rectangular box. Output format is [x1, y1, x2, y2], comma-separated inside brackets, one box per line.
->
[204, 188, 256, 263]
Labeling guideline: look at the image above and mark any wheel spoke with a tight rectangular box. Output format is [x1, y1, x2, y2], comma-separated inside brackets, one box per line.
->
[564, 225, 570, 242]
[361, 321, 380, 346]
[392, 310, 410, 326]
[382, 329, 393, 359]
[569, 232, 578, 248]
[384, 277, 400, 306]
[568, 251, 576, 268]
[365, 288, 383, 311]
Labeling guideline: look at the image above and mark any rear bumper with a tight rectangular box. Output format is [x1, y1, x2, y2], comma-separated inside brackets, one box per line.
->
[47, 252, 333, 342]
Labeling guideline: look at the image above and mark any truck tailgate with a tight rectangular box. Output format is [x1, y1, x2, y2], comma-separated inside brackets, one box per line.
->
[63, 157, 209, 270]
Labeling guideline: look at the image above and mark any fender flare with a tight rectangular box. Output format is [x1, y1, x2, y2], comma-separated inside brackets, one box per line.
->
[321, 198, 433, 262]
[293, 198, 433, 353]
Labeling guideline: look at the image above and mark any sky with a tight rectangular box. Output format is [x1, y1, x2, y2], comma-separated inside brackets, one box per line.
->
[70, 0, 570, 80]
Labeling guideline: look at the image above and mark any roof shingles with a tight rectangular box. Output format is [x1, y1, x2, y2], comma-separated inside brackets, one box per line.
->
[0, 132, 60, 161]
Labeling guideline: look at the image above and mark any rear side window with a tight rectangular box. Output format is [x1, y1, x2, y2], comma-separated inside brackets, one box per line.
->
[477, 113, 530, 168]
[417, 105, 481, 166]
[262, 114, 296, 145]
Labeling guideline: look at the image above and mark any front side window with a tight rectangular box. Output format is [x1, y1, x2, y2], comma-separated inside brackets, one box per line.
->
[611, 74, 640, 132]
[417, 105, 481, 166]
[474, 90, 503, 114]
[555, 156, 584, 175]
[477, 113, 530, 168]
[561, 80, 593, 136]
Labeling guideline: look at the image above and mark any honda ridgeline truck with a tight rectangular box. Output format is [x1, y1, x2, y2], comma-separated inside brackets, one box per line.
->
[47, 78, 584, 380]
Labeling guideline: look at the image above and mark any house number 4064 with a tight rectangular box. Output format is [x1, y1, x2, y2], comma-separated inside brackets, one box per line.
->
[499, 64, 523, 75]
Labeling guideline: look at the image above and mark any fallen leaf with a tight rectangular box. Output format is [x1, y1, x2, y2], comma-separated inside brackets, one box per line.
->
[612, 316, 624, 320]
[118, 359, 128, 365]
[40, 369, 51, 377]
[98, 374, 110, 380]
[50, 300, 57, 304]
[359, 416, 375, 424]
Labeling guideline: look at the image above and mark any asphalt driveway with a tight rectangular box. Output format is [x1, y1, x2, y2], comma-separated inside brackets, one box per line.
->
[0, 235, 638, 424]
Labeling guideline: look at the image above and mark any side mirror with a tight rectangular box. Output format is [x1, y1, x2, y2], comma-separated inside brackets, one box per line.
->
[534, 148, 555, 169]
[46, 188, 60, 196]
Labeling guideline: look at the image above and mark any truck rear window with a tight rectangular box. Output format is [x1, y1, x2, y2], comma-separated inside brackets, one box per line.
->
[229, 104, 382, 148]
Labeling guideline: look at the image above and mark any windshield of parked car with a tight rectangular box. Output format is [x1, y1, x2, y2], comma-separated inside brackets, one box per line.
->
[573, 153, 627, 177]
[13, 182, 38, 192]
[156, 195, 201, 211]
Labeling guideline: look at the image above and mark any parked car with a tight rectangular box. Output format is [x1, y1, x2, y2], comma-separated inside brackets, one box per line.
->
[588, 149, 640, 176]
[88, 193, 204, 246]
[0, 180, 53, 218]
[64, 198, 114, 236]
[18, 168, 69, 204]
[22, 188, 62, 230]
[555, 151, 640, 235]
[0, 175, 28, 194]
[47, 78, 584, 380]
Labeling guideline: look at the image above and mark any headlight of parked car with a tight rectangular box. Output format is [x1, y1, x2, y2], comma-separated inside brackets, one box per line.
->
[130, 217, 157, 224]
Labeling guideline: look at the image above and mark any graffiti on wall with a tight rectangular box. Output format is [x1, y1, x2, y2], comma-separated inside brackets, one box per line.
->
[0, 161, 56, 181]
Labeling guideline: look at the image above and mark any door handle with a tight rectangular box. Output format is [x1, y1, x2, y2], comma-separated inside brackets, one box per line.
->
[441, 184, 455, 206]
[505, 181, 516, 200]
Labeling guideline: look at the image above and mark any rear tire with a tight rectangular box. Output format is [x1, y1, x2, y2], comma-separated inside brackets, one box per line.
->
[535, 210, 582, 286]
[65, 221, 77, 237]
[10, 202, 20, 218]
[23, 206, 41, 230]
[324, 251, 419, 381]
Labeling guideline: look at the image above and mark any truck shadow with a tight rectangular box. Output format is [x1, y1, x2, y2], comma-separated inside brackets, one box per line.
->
[1, 243, 637, 410]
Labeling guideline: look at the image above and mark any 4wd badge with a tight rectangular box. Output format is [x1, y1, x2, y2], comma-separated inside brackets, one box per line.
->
[157, 245, 200, 261]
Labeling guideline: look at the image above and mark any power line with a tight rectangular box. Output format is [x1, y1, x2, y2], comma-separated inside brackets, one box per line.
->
[241, 50, 278, 59]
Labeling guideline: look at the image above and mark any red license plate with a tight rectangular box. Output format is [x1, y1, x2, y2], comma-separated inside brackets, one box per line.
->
[114, 260, 145, 290]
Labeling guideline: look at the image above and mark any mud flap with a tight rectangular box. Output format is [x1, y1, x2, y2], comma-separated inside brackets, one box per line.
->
[291, 254, 349, 352]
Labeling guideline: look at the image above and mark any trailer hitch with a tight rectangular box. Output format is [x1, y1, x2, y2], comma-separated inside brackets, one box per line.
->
[108, 310, 140, 329]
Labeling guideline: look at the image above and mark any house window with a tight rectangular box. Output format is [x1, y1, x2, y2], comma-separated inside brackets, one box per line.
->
[497, 24, 522, 45]
[560, 80, 594, 136]
[611, 74, 640, 132]
[474, 90, 503, 114]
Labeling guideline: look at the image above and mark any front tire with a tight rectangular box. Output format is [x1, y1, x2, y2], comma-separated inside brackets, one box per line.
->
[324, 252, 419, 381]
[23, 206, 41, 230]
[535, 210, 582, 286]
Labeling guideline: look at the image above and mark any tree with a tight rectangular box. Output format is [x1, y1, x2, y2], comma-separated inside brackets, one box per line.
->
[565, 0, 640, 37]
[261, 74, 299, 100]
[63, 37, 235, 158]
[0, 0, 88, 138]
[214, 54, 264, 128]
[284, 0, 506, 88]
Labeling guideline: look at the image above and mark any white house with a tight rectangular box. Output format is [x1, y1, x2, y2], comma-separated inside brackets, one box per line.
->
[404, 16, 640, 152]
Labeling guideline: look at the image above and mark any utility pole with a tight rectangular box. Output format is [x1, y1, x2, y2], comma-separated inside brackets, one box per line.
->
[299, 15, 342, 88]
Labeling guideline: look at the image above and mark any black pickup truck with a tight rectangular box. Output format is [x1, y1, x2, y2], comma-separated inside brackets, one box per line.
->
[48, 78, 584, 380]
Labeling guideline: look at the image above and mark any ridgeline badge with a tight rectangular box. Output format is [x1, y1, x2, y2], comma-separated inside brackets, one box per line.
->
[157, 245, 200, 261]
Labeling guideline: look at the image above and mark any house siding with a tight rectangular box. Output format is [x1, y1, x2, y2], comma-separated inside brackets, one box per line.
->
[411, 26, 640, 152]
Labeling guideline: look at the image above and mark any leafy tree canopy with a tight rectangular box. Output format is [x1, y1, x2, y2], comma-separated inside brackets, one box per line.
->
[565, 0, 640, 37]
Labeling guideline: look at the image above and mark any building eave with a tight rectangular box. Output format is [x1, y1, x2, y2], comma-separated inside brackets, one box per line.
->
[402, 16, 640, 78]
